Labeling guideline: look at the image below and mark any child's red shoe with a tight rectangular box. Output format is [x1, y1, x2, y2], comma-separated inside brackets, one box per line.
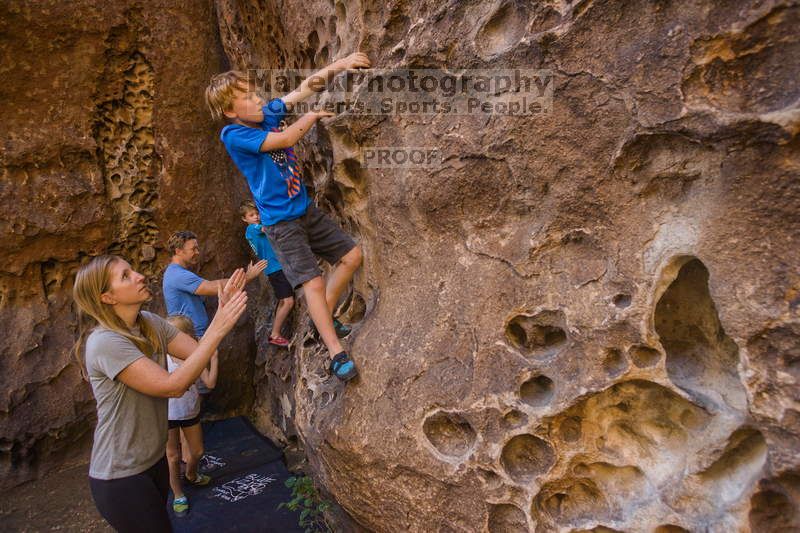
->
[269, 335, 289, 347]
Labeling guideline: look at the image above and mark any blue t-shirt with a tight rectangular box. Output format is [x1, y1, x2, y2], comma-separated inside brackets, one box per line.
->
[162, 263, 209, 337]
[221, 99, 311, 226]
[245, 224, 283, 275]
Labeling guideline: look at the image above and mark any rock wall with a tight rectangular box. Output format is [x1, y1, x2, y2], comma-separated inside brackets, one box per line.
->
[0, 0, 257, 489]
[218, 0, 800, 531]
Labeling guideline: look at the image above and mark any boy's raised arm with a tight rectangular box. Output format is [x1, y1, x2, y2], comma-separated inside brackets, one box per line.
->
[258, 110, 334, 152]
[282, 52, 370, 109]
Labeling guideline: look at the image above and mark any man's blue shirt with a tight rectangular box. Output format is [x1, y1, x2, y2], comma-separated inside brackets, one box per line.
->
[162, 263, 209, 337]
[221, 99, 311, 226]
[245, 224, 283, 275]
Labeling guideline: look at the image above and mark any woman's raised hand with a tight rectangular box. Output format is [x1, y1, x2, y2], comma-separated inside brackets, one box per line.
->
[219, 268, 246, 307]
[209, 287, 248, 337]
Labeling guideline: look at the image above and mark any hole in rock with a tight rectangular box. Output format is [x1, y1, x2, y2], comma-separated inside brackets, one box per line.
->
[533, 462, 648, 527]
[558, 416, 582, 442]
[749, 473, 800, 532]
[505, 310, 567, 358]
[520, 375, 554, 407]
[697, 428, 767, 505]
[317, 45, 329, 65]
[602, 348, 627, 377]
[655, 258, 747, 410]
[487, 503, 527, 533]
[422, 411, 476, 458]
[536, 479, 606, 526]
[339, 289, 366, 324]
[572, 463, 590, 476]
[319, 391, 332, 406]
[546, 380, 710, 477]
[629, 344, 661, 368]
[612, 293, 631, 308]
[503, 409, 527, 428]
[334, 1, 346, 22]
[335, 157, 367, 198]
[477, 468, 503, 489]
[654, 526, 690, 533]
[500, 434, 555, 483]
[679, 407, 708, 431]
[307, 30, 319, 51]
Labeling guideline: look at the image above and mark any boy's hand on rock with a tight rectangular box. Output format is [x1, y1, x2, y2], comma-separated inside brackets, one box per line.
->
[245, 259, 268, 281]
[338, 52, 370, 70]
[314, 110, 336, 119]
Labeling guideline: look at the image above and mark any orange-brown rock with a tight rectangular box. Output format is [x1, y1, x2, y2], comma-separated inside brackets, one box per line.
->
[2, 0, 799, 531]
[219, 0, 800, 531]
[0, 0, 257, 489]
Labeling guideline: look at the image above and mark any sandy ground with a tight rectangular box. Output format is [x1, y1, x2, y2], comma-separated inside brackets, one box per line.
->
[1, 459, 111, 532]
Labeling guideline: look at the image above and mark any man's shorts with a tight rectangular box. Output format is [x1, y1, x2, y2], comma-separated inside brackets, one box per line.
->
[267, 269, 294, 299]
[265, 205, 356, 288]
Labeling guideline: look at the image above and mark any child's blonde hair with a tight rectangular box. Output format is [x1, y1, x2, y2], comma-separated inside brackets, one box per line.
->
[166, 314, 196, 337]
[205, 70, 250, 120]
[239, 199, 257, 217]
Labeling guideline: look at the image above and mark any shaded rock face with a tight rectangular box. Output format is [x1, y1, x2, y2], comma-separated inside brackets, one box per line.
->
[219, 0, 800, 531]
[0, 1, 257, 489]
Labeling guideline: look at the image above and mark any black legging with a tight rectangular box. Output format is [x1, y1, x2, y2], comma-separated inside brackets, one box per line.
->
[89, 456, 172, 532]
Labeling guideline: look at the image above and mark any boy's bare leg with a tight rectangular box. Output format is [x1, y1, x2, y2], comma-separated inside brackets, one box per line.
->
[182, 424, 204, 482]
[325, 246, 363, 315]
[180, 431, 190, 464]
[166, 428, 184, 499]
[304, 276, 343, 356]
[271, 296, 294, 338]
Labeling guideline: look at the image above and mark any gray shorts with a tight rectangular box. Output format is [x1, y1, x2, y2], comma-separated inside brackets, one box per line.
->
[265, 205, 356, 288]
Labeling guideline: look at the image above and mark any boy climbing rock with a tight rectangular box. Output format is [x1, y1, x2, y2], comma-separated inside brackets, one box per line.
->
[205, 53, 370, 381]
[240, 199, 294, 347]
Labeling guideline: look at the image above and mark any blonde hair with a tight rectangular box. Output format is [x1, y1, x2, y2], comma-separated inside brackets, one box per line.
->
[166, 314, 196, 337]
[71, 255, 164, 381]
[205, 70, 250, 120]
[239, 199, 257, 217]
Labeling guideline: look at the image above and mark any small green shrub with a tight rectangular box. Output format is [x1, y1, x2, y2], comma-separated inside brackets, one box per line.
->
[278, 475, 332, 533]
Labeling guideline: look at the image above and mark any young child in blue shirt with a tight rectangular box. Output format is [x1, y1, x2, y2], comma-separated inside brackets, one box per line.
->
[240, 200, 294, 347]
[205, 53, 370, 381]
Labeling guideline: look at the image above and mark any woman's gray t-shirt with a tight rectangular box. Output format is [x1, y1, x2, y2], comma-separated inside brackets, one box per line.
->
[85, 311, 179, 480]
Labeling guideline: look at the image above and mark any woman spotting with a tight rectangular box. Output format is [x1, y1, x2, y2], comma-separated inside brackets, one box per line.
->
[72, 255, 248, 532]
